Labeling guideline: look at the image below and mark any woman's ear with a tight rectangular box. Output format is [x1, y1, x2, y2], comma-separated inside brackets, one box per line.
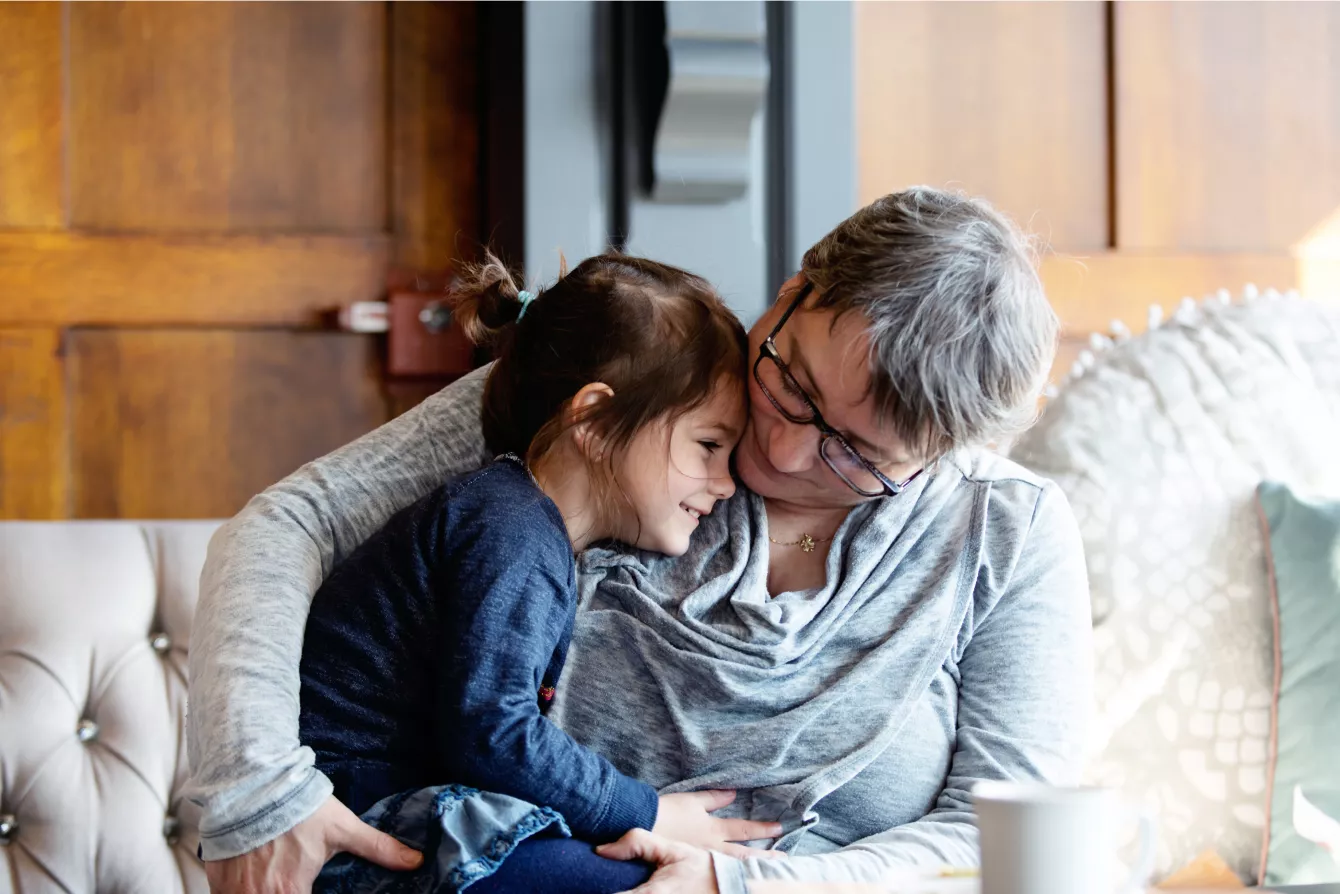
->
[776, 272, 807, 307]
[569, 382, 615, 460]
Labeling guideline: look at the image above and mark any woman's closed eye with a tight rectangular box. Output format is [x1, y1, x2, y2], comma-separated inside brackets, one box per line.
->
[780, 377, 807, 400]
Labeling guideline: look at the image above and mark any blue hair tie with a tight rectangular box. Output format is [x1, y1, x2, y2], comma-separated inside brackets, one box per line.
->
[517, 290, 536, 321]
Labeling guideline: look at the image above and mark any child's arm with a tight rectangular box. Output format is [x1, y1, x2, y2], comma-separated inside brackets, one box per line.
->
[434, 479, 659, 843]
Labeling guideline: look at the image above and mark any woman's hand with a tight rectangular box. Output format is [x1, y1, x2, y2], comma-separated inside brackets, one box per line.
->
[652, 790, 784, 859]
[597, 829, 718, 894]
[203, 795, 423, 893]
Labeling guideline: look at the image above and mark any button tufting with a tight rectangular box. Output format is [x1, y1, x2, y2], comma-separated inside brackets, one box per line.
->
[163, 815, 181, 844]
[150, 632, 171, 654]
[0, 814, 16, 845]
[76, 718, 99, 743]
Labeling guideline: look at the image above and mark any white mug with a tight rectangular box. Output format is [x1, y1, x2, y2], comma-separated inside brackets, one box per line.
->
[972, 782, 1156, 894]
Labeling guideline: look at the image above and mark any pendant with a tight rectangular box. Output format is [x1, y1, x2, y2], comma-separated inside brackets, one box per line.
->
[799, 533, 816, 553]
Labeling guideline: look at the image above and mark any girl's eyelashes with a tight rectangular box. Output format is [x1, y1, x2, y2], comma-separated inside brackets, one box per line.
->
[699, 439, 723, 453]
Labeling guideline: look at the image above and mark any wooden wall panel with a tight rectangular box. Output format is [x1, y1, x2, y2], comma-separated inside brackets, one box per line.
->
[0, 329, 67, 519]
[855, 1, 1109, 250]
[68, 2, 387, 232]
[1116, 2, 1340, 251]
[0, 1, 489, 519]
[1040, 252, 1320, 336]
[390, 2, 481, 271]
[68, 330, 388, 519]
[0, 2, 64, 228]
[1050, 337, 1087, 390]
[0, 233, 390, 326]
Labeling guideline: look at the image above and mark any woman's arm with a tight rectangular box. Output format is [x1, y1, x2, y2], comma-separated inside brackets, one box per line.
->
[186, 366, 493, 861]
[712, 483, 1094, 893]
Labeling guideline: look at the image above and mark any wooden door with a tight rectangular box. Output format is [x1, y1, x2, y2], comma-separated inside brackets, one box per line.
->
[0, 1, 481, 519]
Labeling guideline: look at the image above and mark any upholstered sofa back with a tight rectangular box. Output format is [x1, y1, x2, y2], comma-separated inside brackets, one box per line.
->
[0, 521, 220, 894]
[1011, 291, 1340, 882]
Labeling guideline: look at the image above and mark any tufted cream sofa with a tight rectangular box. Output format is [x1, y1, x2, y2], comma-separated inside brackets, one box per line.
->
[0, 521, 219, 894]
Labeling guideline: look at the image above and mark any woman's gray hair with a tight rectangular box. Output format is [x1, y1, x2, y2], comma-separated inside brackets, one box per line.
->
[802, 186, 1057, 461]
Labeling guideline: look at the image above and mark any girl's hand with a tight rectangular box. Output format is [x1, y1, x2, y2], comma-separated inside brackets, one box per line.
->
[652, 790, 785, 859]
[597, 829, 718, 894]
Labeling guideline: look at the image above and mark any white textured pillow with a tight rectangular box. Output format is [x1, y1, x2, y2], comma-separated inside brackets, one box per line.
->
[1010, 291, 1340, 881]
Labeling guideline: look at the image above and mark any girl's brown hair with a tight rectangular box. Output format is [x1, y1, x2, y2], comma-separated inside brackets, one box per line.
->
[452, 251, 747, 472]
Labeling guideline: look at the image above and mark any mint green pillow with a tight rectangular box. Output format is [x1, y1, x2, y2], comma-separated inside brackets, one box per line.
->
[1258, 481, 1340, 886]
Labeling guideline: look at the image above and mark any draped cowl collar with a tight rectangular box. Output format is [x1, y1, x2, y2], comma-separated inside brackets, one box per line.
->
[550, 456, 983, 845]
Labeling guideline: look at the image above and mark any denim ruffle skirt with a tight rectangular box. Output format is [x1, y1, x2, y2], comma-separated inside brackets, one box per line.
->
[315, 784, 571, 893]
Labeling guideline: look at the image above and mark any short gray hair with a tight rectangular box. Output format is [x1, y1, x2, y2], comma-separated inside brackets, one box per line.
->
[802, 186, 1057, 461]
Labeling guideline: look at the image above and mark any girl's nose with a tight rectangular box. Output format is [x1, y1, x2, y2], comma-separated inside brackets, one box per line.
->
[709, 472, 736, 501]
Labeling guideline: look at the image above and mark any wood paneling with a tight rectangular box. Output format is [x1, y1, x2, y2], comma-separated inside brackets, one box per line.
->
[68, 2, 387, 232]
[1050, 336, 1088, 389]
[69, 330, 388, 518]
[1116, 2, 1340, 251]
[0, 329, 67, 519]
[0, 2, 64, 228]
[390, 1, 480, 270]
[855, 1, 1109, 250]
[1039, 252, 1336, 336]
[0, 233, 390, 326]
[0, 1, 488, 518]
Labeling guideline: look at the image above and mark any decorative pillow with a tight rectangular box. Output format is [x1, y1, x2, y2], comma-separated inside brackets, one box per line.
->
[1009, 291, 1340, 881]
[1256, 481, 1340, 886]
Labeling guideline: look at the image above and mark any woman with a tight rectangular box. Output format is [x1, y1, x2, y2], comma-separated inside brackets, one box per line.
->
[186, 187, 1092, 894]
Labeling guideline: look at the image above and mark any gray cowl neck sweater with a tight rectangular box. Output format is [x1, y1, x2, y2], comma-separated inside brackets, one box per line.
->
[184, 364, 1093, 892]
[562, 474, 982, 835]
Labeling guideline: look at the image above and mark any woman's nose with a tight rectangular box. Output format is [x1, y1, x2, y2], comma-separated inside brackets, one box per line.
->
[766, 417, 821, 474]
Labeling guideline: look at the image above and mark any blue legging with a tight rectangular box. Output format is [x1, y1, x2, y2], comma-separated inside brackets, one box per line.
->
[467, 837, 654, 894]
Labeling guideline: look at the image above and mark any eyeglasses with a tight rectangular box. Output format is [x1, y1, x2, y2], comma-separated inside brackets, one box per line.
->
[754, 282, 924, 497]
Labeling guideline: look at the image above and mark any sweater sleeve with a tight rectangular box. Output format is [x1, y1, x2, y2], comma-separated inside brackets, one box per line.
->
[185, 366, 494, 860]
[713, 483, 1093, 892]
[434, 480, 658, 843]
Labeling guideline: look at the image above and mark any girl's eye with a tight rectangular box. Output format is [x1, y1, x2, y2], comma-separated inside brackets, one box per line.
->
[699, 440, 722, 453]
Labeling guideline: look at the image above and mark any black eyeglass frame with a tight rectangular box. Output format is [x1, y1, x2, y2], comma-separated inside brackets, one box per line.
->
[754, 282, 924, 497]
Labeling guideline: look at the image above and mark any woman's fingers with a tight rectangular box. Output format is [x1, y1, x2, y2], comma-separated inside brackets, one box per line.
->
[202, 795, 424, 894]
[323, 796, 424, 871]
[688, 789, 738, 811]
[598, 828, 678, 863]
[332, 817, 424, 871]
[711, 817, 785, 843]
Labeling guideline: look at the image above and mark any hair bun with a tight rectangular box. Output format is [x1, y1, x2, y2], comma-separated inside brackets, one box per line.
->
[452, 252, 527, 344]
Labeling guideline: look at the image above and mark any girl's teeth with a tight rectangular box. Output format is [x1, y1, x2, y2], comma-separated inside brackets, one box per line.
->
[685, 507, 700, 519]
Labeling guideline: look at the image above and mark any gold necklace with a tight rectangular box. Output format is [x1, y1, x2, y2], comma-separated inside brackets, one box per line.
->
[767, 531, 834, 553]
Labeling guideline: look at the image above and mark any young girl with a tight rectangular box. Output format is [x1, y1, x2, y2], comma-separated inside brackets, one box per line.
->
[297, 253, 768, 893]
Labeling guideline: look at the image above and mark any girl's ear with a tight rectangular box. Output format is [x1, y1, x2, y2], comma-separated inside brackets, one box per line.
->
[569, 382, 615, 460]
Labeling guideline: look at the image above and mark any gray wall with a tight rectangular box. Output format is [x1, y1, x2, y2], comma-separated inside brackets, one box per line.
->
[523, 0, 856, 324]
[523, 1, 608, 287]
[788, 1, 857, 267]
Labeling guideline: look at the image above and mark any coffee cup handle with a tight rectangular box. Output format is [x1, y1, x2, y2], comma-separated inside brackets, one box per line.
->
[1118, 807, 1158, 894]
